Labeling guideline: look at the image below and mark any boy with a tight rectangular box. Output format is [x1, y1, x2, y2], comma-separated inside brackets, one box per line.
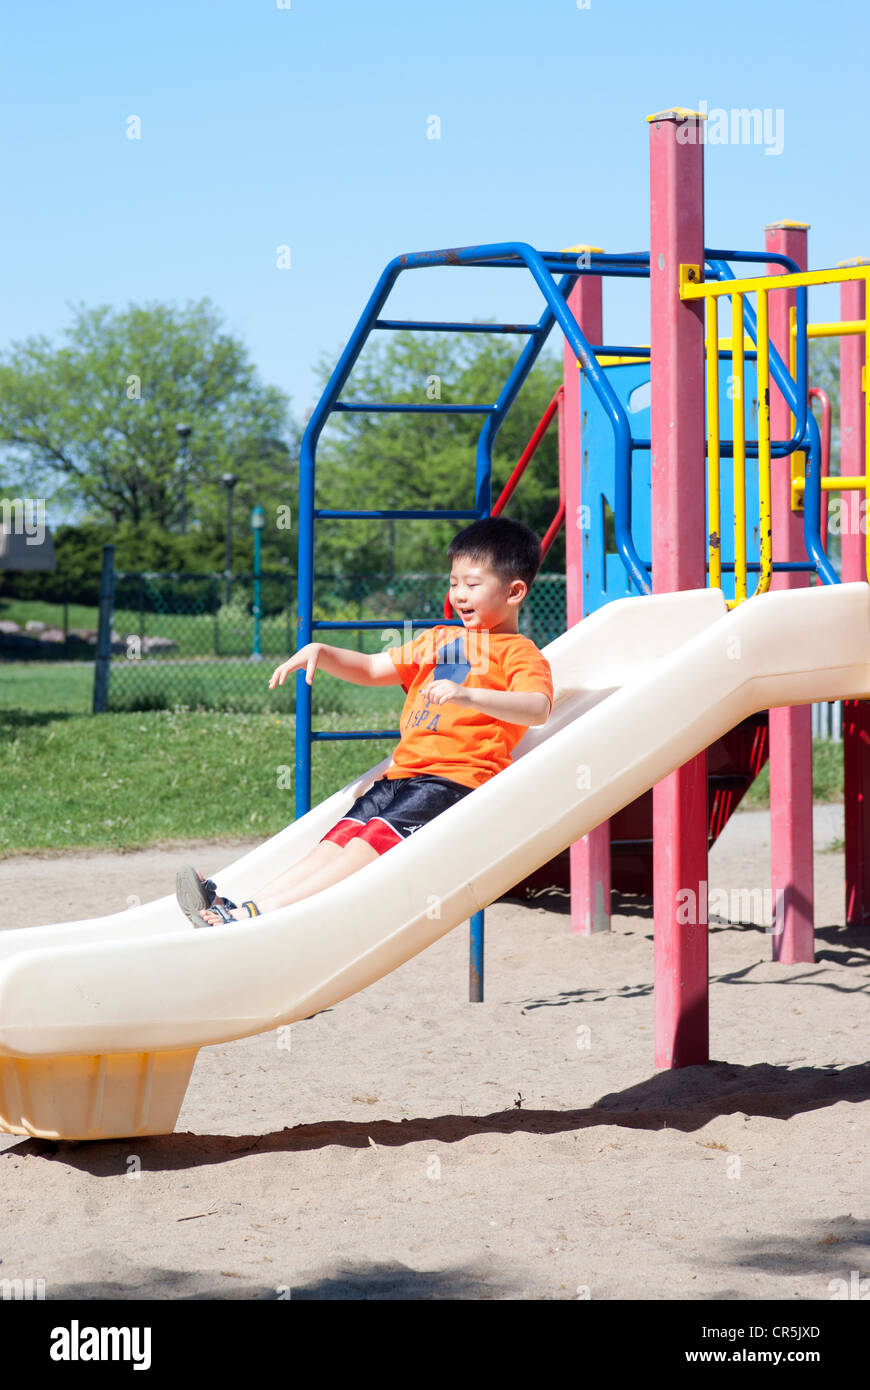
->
[177, 516, 554, 927]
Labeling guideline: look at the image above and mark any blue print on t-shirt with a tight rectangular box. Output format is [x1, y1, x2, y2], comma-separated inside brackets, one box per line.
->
[433, 636, 471, 685]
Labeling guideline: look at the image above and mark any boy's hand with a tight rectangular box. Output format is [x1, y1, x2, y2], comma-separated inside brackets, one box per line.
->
[421, 678, 470, 707]
[269, 643, 322, 688]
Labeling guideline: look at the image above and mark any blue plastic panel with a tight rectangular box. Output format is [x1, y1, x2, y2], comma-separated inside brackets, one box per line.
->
[579, 359, 760, 612]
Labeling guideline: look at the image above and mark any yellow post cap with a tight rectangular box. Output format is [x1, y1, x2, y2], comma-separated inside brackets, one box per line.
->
[645, 107, 707, 123]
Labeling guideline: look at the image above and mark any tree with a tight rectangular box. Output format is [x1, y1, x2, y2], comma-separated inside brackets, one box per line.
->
[311, 329, 564, 579]
[0, 299, 299, 536]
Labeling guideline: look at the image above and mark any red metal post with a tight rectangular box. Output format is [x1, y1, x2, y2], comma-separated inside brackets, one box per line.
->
[648, 109, 709, 1067]
[562, 263, 611, 934]
[765, 222, 814, 964]
[839, 262, 870, 929]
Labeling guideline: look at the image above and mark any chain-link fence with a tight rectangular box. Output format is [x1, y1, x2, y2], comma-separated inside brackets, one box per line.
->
[1, 559, 566, 713]
[105, 569, 293, 712]
[4, 561, 845, 738]
[101, 567, 566, 714]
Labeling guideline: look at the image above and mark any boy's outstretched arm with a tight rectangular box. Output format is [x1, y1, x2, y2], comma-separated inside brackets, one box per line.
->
[269, 644, 403, 689]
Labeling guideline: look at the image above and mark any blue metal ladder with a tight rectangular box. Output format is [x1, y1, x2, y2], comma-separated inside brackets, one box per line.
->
[295, 242, 651, 999]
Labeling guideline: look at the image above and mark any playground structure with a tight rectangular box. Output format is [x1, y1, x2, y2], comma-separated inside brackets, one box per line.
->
[295, 107, 870, 1067]
[1, 106, 869, 1140]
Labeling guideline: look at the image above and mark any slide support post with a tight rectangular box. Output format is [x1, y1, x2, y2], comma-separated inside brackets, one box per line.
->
[840, 263, 870, 930]
[648, 108, 710, 1068]
[765, 222, 814, 964]
[563, 270, 612, 934]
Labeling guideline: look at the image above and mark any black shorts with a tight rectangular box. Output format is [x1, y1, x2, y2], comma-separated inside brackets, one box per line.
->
[320, 773, 474, 856]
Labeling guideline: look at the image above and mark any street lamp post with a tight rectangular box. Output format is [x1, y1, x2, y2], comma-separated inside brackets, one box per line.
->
[220, 472, 239, 605]
[250, 505, 265, 661]
[176, 423, 192, 533]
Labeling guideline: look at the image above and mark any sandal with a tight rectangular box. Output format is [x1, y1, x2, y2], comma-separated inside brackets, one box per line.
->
[176, 865, 261, 928]
[176, 865, 237, 927]
[200, 900, 262, 927]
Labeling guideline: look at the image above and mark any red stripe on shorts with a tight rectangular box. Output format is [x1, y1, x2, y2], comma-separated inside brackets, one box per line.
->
[355, 816, 403, 855]
[320, 817, 365, 847]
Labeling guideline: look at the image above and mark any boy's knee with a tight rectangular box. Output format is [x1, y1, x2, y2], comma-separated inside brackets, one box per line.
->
[342, 837, 380, 863]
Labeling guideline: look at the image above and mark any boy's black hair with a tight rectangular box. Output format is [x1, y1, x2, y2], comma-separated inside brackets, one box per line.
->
[447, 516, 543, 593]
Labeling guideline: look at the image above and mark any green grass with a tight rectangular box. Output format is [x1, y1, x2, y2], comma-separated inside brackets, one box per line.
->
[0, 663, 95, 714]
[741, 739, 844, 808]
[1, 594, 393, 716]
[0, 596, 98, 630]
[0, 658, 403, 718]
[0, 707, 401, 855]
[104, 661, 404, 716]
[0, 641, 847, 855]
[1, 713, 847, 857]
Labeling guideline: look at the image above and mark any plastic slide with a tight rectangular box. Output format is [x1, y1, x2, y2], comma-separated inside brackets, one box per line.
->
[2, 582, 870, 1141]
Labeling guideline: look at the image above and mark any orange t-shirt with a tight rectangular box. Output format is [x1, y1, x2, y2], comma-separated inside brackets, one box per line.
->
[386, 624, 554, 790]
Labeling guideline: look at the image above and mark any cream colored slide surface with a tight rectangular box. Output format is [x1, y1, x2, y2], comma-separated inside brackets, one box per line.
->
[3, 582, 870, 1140]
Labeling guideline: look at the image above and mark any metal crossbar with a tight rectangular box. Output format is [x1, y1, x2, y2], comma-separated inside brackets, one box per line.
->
[332, 402, 497, 414]
[373, 319, 540, 334]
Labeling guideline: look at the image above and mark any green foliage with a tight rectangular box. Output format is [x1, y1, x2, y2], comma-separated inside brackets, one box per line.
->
[0, 517, 296, 608]
[0, 311, 565, 599]
[0, 707, 392, 854]
[0, 663, 94, 714]
[2, 519, 219, 605]
[743, 738, 843, 807]
[1, 689, 847, 855]
[0, 299, 299, 535]
[2, 521, 111, 605]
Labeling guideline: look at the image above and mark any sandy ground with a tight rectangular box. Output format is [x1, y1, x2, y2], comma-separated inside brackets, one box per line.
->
[0, 804, 868, 1302]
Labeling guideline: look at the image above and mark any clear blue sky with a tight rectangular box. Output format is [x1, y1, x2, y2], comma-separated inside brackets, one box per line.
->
[2, 0, 866, 434]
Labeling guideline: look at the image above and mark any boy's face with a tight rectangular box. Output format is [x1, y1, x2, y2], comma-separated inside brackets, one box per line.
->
[448, 554, 527, 633]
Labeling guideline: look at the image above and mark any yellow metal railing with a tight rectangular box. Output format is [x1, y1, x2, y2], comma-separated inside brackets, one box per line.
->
[789, 307, 868, 510]
[691, 282, 772, 606]
[681, 264, 870, 603]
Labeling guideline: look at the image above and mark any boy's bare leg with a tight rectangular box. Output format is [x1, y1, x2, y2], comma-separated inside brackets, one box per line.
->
[258, 837, 379, 912]
[196, 840, 345, 923]
[199, 837, 380, 923]
[257, 839, 346, 899]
